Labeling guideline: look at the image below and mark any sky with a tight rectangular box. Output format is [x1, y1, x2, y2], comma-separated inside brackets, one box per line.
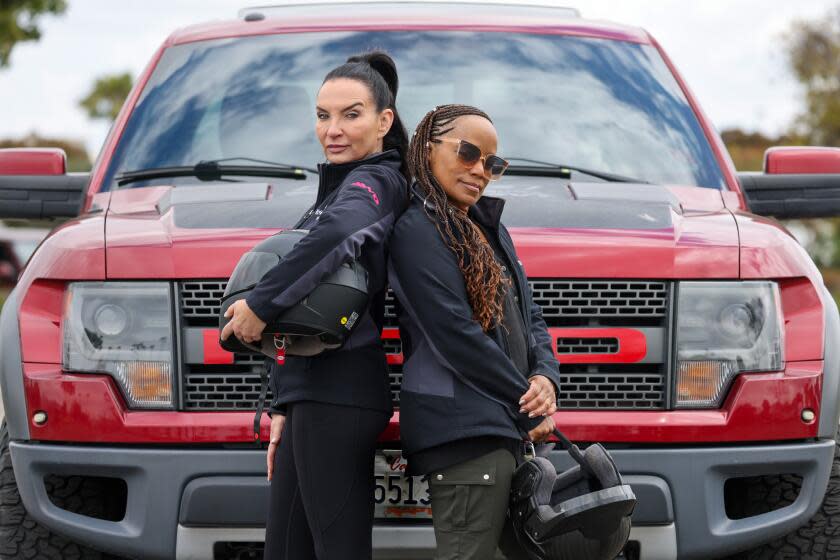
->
[0, 0, 837, 158]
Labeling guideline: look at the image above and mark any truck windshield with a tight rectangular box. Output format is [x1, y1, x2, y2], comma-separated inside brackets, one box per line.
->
[100, 30, 726, 191]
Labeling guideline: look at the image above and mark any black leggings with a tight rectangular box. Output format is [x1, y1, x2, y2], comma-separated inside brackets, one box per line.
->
[263, 401, 389, 560]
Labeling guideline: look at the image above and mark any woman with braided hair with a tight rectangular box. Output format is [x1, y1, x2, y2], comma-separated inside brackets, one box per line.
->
[388, 104, 562, 559]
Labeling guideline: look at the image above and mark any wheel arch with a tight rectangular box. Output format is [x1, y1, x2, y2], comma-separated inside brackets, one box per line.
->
[0, 286, 30, 440]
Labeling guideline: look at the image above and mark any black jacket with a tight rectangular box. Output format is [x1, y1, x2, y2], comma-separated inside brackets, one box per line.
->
[388, 187, 562, 456]
[246, 150, 407, 414]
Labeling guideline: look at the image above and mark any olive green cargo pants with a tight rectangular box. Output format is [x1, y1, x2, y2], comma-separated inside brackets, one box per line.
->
[428, 448, 517, 559]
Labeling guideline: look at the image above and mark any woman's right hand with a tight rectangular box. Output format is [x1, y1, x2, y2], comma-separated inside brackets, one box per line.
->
[266, 414, 286, 481]
[527, 416, 556, 443]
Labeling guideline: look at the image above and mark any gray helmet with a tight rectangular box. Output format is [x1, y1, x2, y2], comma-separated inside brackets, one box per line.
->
[504, 429, 636, 560]
[219, 229, 369, 359]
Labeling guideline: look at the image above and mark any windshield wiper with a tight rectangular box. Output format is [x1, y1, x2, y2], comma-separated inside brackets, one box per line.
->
[209, 157, 318, 174]
[504, 157, 648, 184]
[115, 157, 314, 187]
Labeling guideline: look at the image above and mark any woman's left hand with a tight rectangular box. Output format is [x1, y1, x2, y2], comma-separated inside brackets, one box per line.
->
[528, 416, 556, 443]
[220, 299, 267, 344]
[519, 375, 557, 418]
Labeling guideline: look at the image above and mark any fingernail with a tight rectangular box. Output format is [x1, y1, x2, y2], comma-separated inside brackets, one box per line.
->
[518, 399, 525, 405]
[529, 412, 536, 418]
[519, 408, 526, 413]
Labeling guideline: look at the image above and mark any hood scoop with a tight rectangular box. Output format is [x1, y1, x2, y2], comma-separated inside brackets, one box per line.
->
[150, 182, 317, 229]
[155, 183, 271, 214]
[569, 182, 683, 213]
[535, 182, 682, 230]
[495, 180, 680, 229]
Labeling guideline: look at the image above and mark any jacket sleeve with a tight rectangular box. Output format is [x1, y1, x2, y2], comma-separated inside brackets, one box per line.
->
[245, 165, 406, 323]
[388, 213, 543, 434]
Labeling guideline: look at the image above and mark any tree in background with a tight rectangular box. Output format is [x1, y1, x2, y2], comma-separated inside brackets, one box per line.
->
[783, 7, 840, 285]
[786, 7, 840, 146]
[0, 0, 66, 68]
[78, 72, 133, 122]
[720, 8, 840, 305]
[721, 128, 804, 171]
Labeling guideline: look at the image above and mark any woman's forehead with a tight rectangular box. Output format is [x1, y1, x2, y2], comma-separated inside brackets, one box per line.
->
[317, 78, 373, 108]
[447, 115, 498, 149]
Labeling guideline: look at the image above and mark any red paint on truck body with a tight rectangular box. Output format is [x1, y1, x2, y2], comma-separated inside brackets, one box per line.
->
[765, 147, 840, 175]
[21, 361, 821, 444]
[0, 148, 66, 175]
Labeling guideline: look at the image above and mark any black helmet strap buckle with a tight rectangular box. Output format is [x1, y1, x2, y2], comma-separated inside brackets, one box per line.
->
[523, 440, 536, 462]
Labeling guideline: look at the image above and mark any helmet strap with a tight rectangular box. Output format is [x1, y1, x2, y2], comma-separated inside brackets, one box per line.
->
[253, 357, 272, 447]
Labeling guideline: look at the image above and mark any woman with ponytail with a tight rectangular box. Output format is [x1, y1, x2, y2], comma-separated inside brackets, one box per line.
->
[220, 51, 408, 559]
[388, 105, 562, 558]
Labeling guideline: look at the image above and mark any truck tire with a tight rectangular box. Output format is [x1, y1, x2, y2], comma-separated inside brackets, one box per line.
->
[724, 433, 840, 560]
[0, 421, 122, 560]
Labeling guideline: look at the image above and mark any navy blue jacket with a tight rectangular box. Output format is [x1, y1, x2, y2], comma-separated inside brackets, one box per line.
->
[388, 188, 562, 456]
[246, 150, 407, 414]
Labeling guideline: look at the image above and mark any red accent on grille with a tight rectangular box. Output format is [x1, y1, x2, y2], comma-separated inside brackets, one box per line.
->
[548, 327, 646, 363]
[382, 327, 403, 365]
[203, 329, 234, 364]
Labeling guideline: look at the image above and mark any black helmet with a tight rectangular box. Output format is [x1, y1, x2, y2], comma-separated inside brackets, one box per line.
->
[504, 429, 636, 560]
[218, 229, 369, 359]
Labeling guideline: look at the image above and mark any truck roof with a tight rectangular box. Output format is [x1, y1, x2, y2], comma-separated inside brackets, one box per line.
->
[164, 2, 651, 47]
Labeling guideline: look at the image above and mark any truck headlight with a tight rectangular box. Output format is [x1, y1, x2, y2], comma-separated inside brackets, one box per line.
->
[62, 282, 174, 409]
[675, 281, 784, 408]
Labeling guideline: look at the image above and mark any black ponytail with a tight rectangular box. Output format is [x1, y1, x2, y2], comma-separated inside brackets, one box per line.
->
[323, 50, 410, 182]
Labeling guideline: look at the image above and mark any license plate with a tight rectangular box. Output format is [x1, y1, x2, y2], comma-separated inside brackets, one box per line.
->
[374, 450, 432, 519]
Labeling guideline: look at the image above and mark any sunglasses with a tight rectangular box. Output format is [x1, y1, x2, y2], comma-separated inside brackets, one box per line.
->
[434, 138, 509, 180]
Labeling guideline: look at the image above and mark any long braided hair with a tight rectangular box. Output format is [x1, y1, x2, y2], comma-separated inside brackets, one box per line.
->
[408, 104, 508, 332]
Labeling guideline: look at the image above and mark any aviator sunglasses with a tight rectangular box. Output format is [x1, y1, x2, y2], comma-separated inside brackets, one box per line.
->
[433, 138, 510, 180]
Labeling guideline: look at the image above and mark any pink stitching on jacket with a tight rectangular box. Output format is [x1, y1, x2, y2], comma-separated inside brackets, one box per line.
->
[352, 181, 380, 205]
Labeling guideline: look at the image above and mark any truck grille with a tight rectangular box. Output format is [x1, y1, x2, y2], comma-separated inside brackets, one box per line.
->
[180, 281, 227, 325]
[383, 289, 400, 328]
[530, 280, 668, 326]
[388, 364, 403, 405]
[183, 368, 271, 410]
[179, 279, 670, 411]
[559, 365, 665, 409]
[557, 337, 619, 354]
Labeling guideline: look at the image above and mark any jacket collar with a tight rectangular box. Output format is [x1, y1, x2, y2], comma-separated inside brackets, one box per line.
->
[411, 183, 506, 230]
[316, 149, 401, 203]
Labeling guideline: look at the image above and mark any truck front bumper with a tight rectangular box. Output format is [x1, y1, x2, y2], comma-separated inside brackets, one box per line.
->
[9, 437, 834, 560]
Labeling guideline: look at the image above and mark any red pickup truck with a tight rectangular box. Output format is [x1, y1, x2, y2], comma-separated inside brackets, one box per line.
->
[1, 4, 839, 559]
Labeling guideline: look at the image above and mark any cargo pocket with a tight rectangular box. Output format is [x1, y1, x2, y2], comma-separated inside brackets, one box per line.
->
[428, 462, 497, 532]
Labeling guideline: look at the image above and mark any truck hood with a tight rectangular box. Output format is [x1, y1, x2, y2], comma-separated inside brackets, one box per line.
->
[103, 178, 740, 279]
